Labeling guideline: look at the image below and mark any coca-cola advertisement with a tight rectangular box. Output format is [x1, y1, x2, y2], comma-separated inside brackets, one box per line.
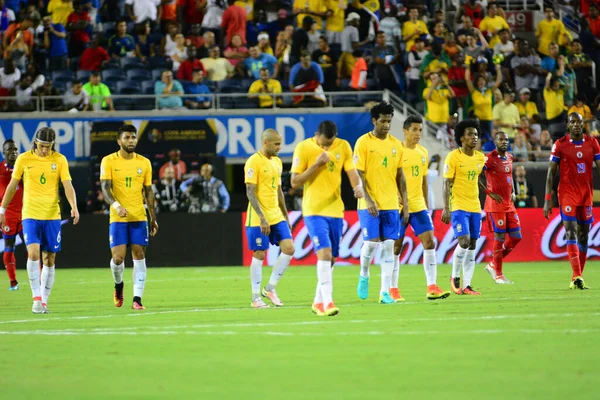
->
[241, 209, 600, 266]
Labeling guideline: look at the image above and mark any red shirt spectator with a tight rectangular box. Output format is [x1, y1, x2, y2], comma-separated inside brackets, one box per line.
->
[177, 0, 204, 25]
[159, 157, 187, 181]
[67, 9, 91, 44]
[177, 58, 205, 81]
[588, 6, 600, 37]
[448, 65, 470, 98]
[221, 1, 246, 45]
[3, 22, 33, 49]
[161, 0, 178, 23]
[80, 41, 110, 71]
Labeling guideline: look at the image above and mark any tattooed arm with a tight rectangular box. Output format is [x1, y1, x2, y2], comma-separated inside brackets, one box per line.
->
[101, 179, 128, 218]
[144, 185, 159, 236]
[246, 183, 270, 235]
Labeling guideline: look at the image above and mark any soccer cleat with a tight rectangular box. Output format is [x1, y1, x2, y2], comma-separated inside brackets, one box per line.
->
[113, 282, 124, 308]
[484, 264, 497, 281]
[251, 298, 269, 308]
[450, 276, 462, 295]
[427, 284, 451, 300]
[132, 301, 146, 310]
[494, 275, 514, 284]
[261, 287, 284, 307]
[357, 276, 369, 300]
[8, 283, 18, 291]
[32, 300, 43, 314]
[462, 286, 481, 295]
[324, 302, 339, 316]
[312, 303, 325, 316]
[389, 287, 405, 301]
[41, 303, 50, 314]
[570, 276, 588, 290]
[378, 292, 396, 304]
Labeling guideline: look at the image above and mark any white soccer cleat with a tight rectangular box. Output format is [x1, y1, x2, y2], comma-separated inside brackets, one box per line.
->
[32, 300, 44, 314]
[484, 264, 497, 281]
[494, 275, 514, 284]
[261, 287, 284, 307]
[41, 304, 51, 314]
[251, 298, 270, 308]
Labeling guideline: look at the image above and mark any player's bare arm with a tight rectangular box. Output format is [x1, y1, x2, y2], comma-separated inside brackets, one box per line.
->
[100, 179, 129, 218]
[0, 178, 20, 225]
[290, 152, 329, 189]
[62, 180, 80, 225]
[346, 169, 364, 198]
[277, 185, 291, 229]
[422, 174, 429, 209]
[358, 170, 378, 216]
[246, 183, 270, 235]
[144, 185, 158, 236]
[441, 177, 453, 224]
[479, 174, 502, 203]
[543, 161, 558, 219]
[396, 167, 409, 224]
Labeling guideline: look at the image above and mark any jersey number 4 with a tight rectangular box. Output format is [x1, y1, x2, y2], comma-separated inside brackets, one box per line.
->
[382, 156, 388, 167]
[125, 177, 133, 187]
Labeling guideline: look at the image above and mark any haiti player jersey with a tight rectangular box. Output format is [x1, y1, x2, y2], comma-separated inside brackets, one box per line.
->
[483, 150, 516, 213]
[400, 143, 429, 213]
[244, 151, 285, 227]
[550, 135, 600, 206]
[291, 137, 355, 218]
[443, 148, 486, 213]
[0, 161, 23, 216]
[353, 131, 404, 211]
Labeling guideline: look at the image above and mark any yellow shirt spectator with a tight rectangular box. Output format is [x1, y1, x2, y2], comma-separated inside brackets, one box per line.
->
[402, 19, 429, 51]
[471, 89, 494, 121]
[479, 15, 509, 48]
[568, 104, 592, 120]
[351, 0, 379, 13]
[492, 100, 520, 138]
[536, 18, 570, 56]
[235, 0, 255, 21]
[423, 85, 452, 124]
[47, 0, 74, 25]
[248, 78, 283, 108]
[294, 0, 327, 26]
[515, 101, 539, 119]
[325, 0, 346, 33]
[544, 88, 566, 120]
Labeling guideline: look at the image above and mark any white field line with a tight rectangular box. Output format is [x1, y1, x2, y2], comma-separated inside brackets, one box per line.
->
[0, 295, 597, 325]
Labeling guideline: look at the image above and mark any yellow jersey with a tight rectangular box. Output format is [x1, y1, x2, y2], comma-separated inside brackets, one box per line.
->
[294, 0, 327, 26]
[402, 20, 429, 51]
[543, 88, 566, 120]
[443, 149, 485, 213]
[479, 16, 509, 48]
[291, 137, 355, 218]
[244, 152, 285, 226]
[401, 143, 428, 213]
[354, 131, 403, 211]
[536, 18, 567, 55]
[100, 152, 152, 223]
[423, 85, 451, 124]
[471, 89, 493, 121]
[248, 79, 282, 108]
[235, 0, 254, 21]
[325, 0, 346, 32]
[515, 101, 539, 119]
[12, 150, 71, 220]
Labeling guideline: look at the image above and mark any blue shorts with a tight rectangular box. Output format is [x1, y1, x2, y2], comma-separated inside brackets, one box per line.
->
[358, 209, 400, 241]
[451, 211, 482, 239]
[399, 210, 434, 238]
[304, 216, 344, 257]
[22, 219, 62, 253]
[109, 222, 149, 248]
[246, 220, 292, 251]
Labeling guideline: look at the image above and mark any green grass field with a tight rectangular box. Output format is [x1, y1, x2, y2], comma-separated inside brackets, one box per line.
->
[0, 262, 598, 399]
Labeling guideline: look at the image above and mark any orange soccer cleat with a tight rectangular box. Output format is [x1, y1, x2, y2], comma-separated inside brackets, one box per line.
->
[450, 277, 462, 295]
[132, 300, 146, 310]
[113, 282, 124, 308]
[462, 286, 481, 295]
[324, 302, 339, 316]
[389, 288, 405, 302]
[426, 284, 451, 300]
[311, 303, 325, 316]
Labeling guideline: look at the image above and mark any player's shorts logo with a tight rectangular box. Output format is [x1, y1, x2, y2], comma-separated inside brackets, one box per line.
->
[51, 163, 57, 170]
[577, 151, 583, 159]
[109, 235, 113, 244]
[256, 237, 263, 246]
[456, 224, 462, 233]
[514, 213, 519, 220]
[565, 205, 572, 212]
[313, 236, 320, 246]
[498, 219, 504, 226]
[362, 228, 368, 237]
[3, 225, 9, 232]
[586, 207, 593, 218]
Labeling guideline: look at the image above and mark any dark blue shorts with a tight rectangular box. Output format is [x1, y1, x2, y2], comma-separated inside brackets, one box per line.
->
[451, 211, 482, 239]
[109, 221, 149, 248]
[22, 219, 62, 253]
[246, 220, 292, 251]
[304, 216, 344, 257]
[358, 209, 400, 241]
[399, 209, 434, 238]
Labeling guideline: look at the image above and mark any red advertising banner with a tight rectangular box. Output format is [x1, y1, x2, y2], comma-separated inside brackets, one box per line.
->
[504, 11, 533, 32]
[241, 208, 600, 266]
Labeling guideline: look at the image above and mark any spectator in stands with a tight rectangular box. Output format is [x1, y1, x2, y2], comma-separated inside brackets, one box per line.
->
[155, 69, 184, 109]
[201, 0, 224, 41]
[134, 22, 156, 62]
[3, 13, 32, 51]
[177, 46, 204, 81]
[125, 0, 160, 29]
[184, 69, 211, 109]
[513, 164, 537, 208]
[515, 87, 539, 119]
[108, 19, 135, 59]
[569, 96, 594, 133]
[541, 42, 559, 74]
[307, 20, 321, 55]
[152, 166, 183, 213]
[426, 154, 441, 210]
[178, 0, 204, 30]
[221, 0, 246, 46]
[293, 0, 327, 27]
[290, 51, 325, 107]
[12, 74, 36, 111]
[5, 30, 29, 71]
[99, 0, 120, 23]
[312, 35, 337, 91]
[79, 35, 109, 71]
[402, 7, 429, 52]
[0, 59, 20, 93]
[456, 0, 483, 29]
[569, 39, 594, 102]
[493, 28, 513, 57]
[537, 129, 554, 155]
[62, 78, 88, 111]
[201, 46, 234, 81]
[530, 114, 542, 144]
[349, 48, 367, 90]
[43, 16, 68, 71]
[517, 115, 532, 139]
[421, 42, 452, 84]
[198, 31, 216, 59]
[86, 189, 108, 214]
[245, 8, 266, 44]
[161, 21, 179, 56]
[243, 44, 278, 80]
[510, 39, 543, 95]
[465, 62, 503, 142]
[544, 72, 567, 141]
[0, 0, 16, 33]
[373, 31, 398, 91]
[428, 8, 450, 34]
[159, 148, 187, 180]
[406, 37, 427, 104]
[587, 3, 600, 38]
[558, 56, 576, 107]
[275, 28, 292, 69]
[291, 16, 313, 64]
[378, 6, 401, 48]
[423, 72, 455, 127]
[436, 112, 458, 149]
[512, 132, 532, 162]
[37, 79, 62, 110]
[479, 2, 509, 49]
[338, 12, 367, 81]
[248, 67, 282, 108]
[324, 0, 346, 45]
[537, 6, 571, 57]
[160, 0, 178, 32]
[456, 15, 475, 46]
[431, 21, 446, 46]
[66, 1, 91, 57]
[257, 31, 273, 55]
[168, 33, 188, 72]
[82, 72, 114, 111]
[492, 88, 520, 140]
[181, 163, 230, 213]
[461, 28, 488, 61]
[185, 23, 203, 49]
[224, 34, 248, 67]
[48, 0, 74, 26]
[443, 32, 462, 60]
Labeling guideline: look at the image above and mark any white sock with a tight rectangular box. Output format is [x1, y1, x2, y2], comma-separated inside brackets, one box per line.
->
[27, 259, 41, 300]
[267, 253, 293, 289]
[317, 260, 333, 306]
[360, 241, 378, 278]
[41, 265, 55, 305]
[452, 245, 468, 278]
[132, 259, 147, 298]
[462, 249, 476, 289]
[110, 259, 124, 284]
[379, 240, 394, 295]
[423, 249, 437, 286]
[250, 257, 263, 298]
[391, 254, 400, 289]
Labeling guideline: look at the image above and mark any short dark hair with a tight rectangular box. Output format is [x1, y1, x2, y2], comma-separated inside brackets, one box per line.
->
[370, 101, 394, 120]
[91, 72, 100, 78]
[487, 2, 497, 10]
[494, 130, 507, 138]
[118, 124, 137, 139]
[259, 67, 269, 73]
[572, 38, 581, 45]
[317, 120, 337, 139]
[3, 139, 15, 148]
[72, 79, 82, 86]
[403, 115, 423, 130]
[454, 119, 480, 146]
[117, 18, 127, 25]
[33, 127, 56, 151]
[319, 35, 328, 43]
[300, 51, 311, 59]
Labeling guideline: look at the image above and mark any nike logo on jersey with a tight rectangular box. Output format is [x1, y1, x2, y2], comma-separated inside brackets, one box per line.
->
[54, 245, 59, 249]
[115, 169, 121, 171]
[27, 166, 33, 169]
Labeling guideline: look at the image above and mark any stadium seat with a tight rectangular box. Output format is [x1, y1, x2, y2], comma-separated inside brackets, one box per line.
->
[76, 70, 92, 81]
[117, 80, 141, 94]
[359, 93, 383, 104]
[132, 98, 155, 110]
[52, 71, 74, 81]
[235, 98, 258, 109]
[121, 57, 146, 70]
[241, 79, 253, 90]
[203, 80, 217, 91]
[333, 94, 360, 107]
[366, 78, 378, 90]
[218, 82, 243, 93]
[113, 98, 132, 110]
[218, 97, 235, 109]
[141, 80, 155, 94]
[148, 56, 170, 70]
[151, 69, 164, 81]
[126, 68, 151, 81]
[339, 79, 350, 90]
[70, 57, 80, 72]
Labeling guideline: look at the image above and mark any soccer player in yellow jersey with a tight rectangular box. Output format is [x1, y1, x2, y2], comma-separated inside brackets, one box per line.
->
[0, 128, 79, 314]
[354, 101, 409, 304]
[291, 121, 363, 317]
[100, 125, 158, 310]
[244, 129, 294, 308]
[394, 116, 451, 301]
[442, 119, 486, 296]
